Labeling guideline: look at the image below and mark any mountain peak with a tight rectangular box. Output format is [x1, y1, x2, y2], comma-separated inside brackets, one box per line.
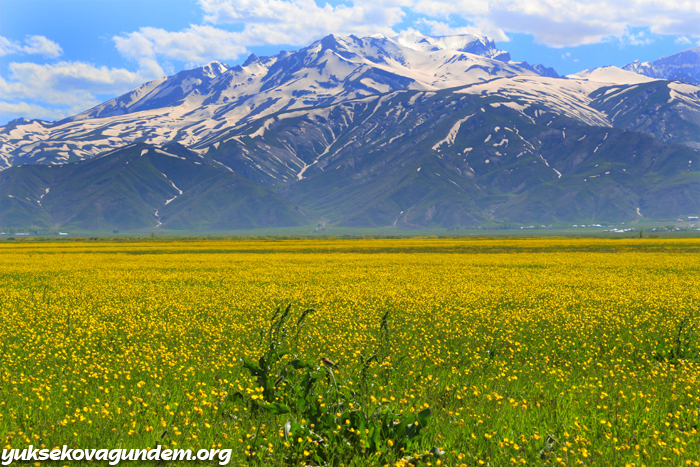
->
[319, 34, 343, 51]
[621, 46, 700, 84]
[7, 117, 31, 125]
[200, 61, 228, 78]
[242, 54, 259, 67]
[389, 31, 510, 61]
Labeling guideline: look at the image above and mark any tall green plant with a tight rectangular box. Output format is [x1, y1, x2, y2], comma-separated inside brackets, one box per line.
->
[234, 305, 438, 465]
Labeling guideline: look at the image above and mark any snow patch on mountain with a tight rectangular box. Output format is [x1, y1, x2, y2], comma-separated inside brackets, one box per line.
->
[565, 66, 657, 85]
[667, 81, 700, 107]
[457, 76, 611, 127]
[155, 149, 186, 160]
[250, 119, 275, 138]
[432, 113, 475, 151]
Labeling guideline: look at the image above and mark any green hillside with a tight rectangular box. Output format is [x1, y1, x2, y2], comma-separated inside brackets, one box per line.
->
[0, 143, 314, 230]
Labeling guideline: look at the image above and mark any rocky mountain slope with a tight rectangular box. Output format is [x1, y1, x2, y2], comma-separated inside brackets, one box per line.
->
[204, 88, 699, 226]
[1, 34, 699, 229]
[622, 46, 700, 84]
[3, 85, 697, 229]
[0, 32, 554, 170]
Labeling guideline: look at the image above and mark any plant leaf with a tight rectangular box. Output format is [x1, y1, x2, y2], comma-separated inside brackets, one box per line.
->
[417, 408, 431, 427]
[259, 403, 292, 415]
[290, 359, 311, 369]
[225, 391, 243, 404]
[242, 357, 262, 375]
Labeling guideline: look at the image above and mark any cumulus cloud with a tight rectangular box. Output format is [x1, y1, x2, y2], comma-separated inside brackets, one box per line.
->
[0, 101, 85, 121]
[114, 0, 405, 63]
[0, 59, 164, 121]
[109, 0, 700, 64]
[0, 35, 63, 58]
[220, 0, 403, 45]
[1, 60, 163, 103]
[114, 25, 248, 63]
[198, 0, 404, 34]
[414, 18, 509, 42]
[411, 0, 700, 47]
[675, 36, 692, 45]
[614, 28, 657, 46]
[145, 0, 699, 52]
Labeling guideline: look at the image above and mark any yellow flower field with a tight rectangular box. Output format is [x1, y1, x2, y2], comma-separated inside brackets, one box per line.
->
[0, 238, 699, 466]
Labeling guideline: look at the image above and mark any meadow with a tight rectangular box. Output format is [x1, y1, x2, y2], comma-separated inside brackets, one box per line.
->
[0, 238, 699, 466]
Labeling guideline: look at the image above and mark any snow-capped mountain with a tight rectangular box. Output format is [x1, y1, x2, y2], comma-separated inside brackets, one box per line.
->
[1, 32, 555, 169]
[622, 46, 700, 84]
[3, 36, 699, 176]
[5, 84, 698, 230]
[565, 46, 700, 86]
[73, 32, 517, 123]
[2, 33, 699, 230]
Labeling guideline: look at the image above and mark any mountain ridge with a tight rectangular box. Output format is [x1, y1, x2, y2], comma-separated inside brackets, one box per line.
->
[1, 33, 699, 230]
[622, 46, 700, 84]
[0, 32, 557, 169]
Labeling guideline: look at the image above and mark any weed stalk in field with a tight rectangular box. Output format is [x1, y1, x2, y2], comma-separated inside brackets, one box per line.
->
[232, 305, 437, 465]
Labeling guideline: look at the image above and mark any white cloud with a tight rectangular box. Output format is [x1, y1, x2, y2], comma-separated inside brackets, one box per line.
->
[1, 60, 163, 103]
[675, 36, 692, 45]
[0, 59, 164, 121]
[110, 0, 700, 65]
[619, 28, 655, 46]
[412, 0, 490, 18]
[410, 0, 700, 47]
[414, 18, 509, 42]
[114, 25, 248, 63]
[113, 0, 405, 64]
[0, 101, 85, 121]
[0, 35, 63, 58]
[198, 0, 404, 33]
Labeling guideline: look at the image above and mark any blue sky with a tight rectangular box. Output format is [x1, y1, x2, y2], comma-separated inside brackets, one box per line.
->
[1, 0, 698, 124]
